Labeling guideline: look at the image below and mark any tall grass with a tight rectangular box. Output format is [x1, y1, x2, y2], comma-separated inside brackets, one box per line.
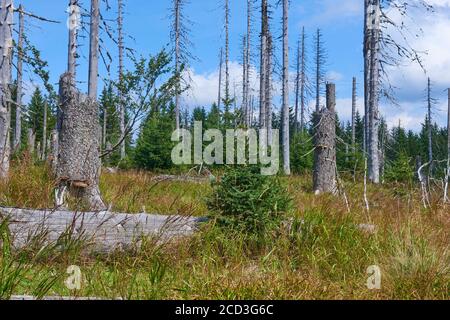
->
[0, 162, 448, 300]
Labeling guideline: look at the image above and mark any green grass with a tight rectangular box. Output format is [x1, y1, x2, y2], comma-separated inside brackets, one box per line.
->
[0, 161, 448, 300]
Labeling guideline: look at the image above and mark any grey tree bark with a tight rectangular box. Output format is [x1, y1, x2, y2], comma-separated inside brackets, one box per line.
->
[445, 88, 450, 202]
[427, 77, 433, 163]
[49, 129, 58, 173]
[266, 31, 273, 146]
[217, 47, 223, 112]
[56, 0, 105, 210]
[300, 27, 306, 132]
[245, 0, 251, 127]
[363, 0, 370, 156]
[313, 83, 337, 195]
[282, 0, 290, 175]
[242, 36, 247, 126]
[224, 0, 230, 101]
[118, 0, 126, 159]
[314, 29, 321, 113]
[0, 0, 13, 180]
[294, 36, 300, 133]
[88, 0, 99, 100]
[27, 128, 35, 155]
[57, 73, 105, 211]
[259, 0, 268, 130]
[352, 77, 357, 148]
[67, 0, 79, 78]
[13, 5, 24, 152]
[41, 101, 47, 160]
[173, 0, 181, 131]
[368, 0, 381, 184]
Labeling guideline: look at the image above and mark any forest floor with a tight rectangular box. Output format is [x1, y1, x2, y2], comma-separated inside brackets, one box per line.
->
[0, 159, 448, 300]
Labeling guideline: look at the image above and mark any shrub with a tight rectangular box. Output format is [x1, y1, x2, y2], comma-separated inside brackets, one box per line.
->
[207, 166, 291, 235]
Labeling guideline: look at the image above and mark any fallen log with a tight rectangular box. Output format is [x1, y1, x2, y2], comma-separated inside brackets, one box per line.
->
[151, 174, 212, 184]
[0, 207, 203, 253]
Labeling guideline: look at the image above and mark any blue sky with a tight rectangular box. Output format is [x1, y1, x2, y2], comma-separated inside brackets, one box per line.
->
[16, 0, 450, 130]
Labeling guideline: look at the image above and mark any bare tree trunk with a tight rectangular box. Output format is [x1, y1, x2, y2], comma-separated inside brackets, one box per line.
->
[217, 48, 223, 112]
[67, 0, 79, 78]
[368, 0, 380, 184]
[294, 37, 300, 134]
[41, 102, 47, 161]
[445, 89, 450, 202]
[118, 0, 126, 159]
[88, 0, 99, 100]
[259, 0, 267, 130]
[282, 0, 290, 175]
[224, 0, 230, 101]
[242, 36, 247, 126]
[427, 77, 433, 164]
[27, 129, 35, 155]
[0, 0, 13, 179]
[245, 0, 251, 127]
[352, 77, 357, 148]
[363, 0, 371, 156]
[300, 27, 306, 132]
[266, 32, 273, 146]
[315, 29, 321, 113]
[174, 0, 181, 130]
[57, 73, 105, 211]
[49, 129, 58, 173]
[102, 106, 107, 149]
[13, 5, 24, 152]
[313, 83, 337, 194]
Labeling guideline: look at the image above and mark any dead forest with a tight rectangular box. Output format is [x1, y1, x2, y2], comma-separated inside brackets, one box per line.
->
[0, 0, 448, 301]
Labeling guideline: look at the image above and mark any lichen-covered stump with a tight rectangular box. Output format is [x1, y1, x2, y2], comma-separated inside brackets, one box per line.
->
[57, 73, 105, 210]
[313, 83, 337, 195]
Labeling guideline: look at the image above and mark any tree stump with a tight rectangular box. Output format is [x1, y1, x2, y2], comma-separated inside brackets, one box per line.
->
[57, 73, 105, 211]
[313, 83, 337, 195]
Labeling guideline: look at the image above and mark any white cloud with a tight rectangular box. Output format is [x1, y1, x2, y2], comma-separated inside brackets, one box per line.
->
[374, 2, 450, 130]
[296, 0, 362, 27]
[181, 60, 282, 111]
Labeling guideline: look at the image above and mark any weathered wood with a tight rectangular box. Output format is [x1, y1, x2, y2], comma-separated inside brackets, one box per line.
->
[13, 5, 24, 152]
[0, 0, 13, 179]
[281, 0, 290, 175]
[118, 0, 126, 158]
[67, 0, 79, 77]
[313, 83, 337, 195]
[27, 128, 36, 155]
[0, 207, 202, 253]
[88, 0, 99, 99]
[57, 73, 105, 210]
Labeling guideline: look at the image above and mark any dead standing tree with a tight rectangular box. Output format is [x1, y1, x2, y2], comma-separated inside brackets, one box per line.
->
[445, 89, 450, 203]
[364, 0, 433, 184]
[294, 26, 309, 133]
[259, 0, 268, 130]
[281, 0, 290, 175]
[118, 0, 125, 159]
[170, 0, 194, 130]
[313, 83, 337, 195]
[56, 0, 106, 210]
[0, 0, 13, 180]
[13, 5, 24, 152]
